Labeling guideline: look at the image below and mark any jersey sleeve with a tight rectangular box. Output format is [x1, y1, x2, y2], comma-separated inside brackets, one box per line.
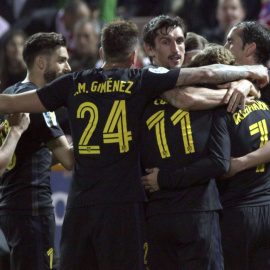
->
[31, 112, 64, 143]
[36, 73, 74, 111]
[141, 67, 180, 98]
[157, 107, 231, 189]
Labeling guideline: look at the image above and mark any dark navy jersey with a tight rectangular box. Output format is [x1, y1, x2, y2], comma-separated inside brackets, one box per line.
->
[213, 100, 270, 208]
[0, 82, 64, 216]
[140, 98, 222, 217]
[260, 69, 270, 105]
[36, 67, 180, 208]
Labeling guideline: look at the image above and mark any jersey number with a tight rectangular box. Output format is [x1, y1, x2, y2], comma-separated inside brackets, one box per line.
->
[249, 119, 269, 172]
[146, 109, 195, 159]
[77, 100, 132, 154]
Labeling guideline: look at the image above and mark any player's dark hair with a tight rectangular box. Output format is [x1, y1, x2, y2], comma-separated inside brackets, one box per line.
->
[143, 15, 186, 48]
[23, 32, 67, 69]
[185, 32, 208, 52]
[101, 17, 139, 63]
[143, 15, 186, 63]
[234, 21, 270, 65]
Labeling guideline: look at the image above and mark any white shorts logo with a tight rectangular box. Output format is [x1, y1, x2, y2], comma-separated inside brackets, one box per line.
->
[149, 67, 169, 74]
[43, 112, 57, 127]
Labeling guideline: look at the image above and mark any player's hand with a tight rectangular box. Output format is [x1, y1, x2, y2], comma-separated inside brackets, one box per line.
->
[222, 80, 254, 113]
[9, 113, 30, 133]
[141, 168, 160, 193]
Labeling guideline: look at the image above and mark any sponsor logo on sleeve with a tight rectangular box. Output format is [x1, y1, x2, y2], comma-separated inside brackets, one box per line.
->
[43, 112, 57, 127]
[148, 67, 169, 74]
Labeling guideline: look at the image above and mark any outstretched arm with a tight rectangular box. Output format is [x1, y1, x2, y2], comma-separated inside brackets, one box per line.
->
[0, 90, 46, 114]
[0, 113, 30, 176]
[176, 64, 268, 88]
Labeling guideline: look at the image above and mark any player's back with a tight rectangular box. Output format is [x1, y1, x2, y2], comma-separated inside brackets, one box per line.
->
[140, 98, 222, 216]
[215, 100, 270, 208]
[36, 67, 180, 208]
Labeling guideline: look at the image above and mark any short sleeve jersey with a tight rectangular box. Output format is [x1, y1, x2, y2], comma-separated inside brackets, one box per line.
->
[36, 67, 180, 208]
[213, 100, 270, 208]
[140, 98, 222, 217]
[0, 82, 64, 216]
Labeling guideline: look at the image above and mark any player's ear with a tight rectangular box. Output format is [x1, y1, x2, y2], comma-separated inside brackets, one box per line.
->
[36, 56, 46, 71]
[245, 42, 256, 57]
[130, 50, 137, 65]
[99, 47, 103, 60]
[144, 44, 155, 58]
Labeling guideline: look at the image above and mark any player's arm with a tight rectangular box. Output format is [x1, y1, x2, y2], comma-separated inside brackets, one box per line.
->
[142, 154, 229, 192]
[161, 87, 227, 110]
[224, 141, 270, 178]
[162, 79, 260, 112]
[46, 136, 74, 171]
[0, 90, 46, 114]
[0, 113, 30, 176]
[176, 64, 269, 88]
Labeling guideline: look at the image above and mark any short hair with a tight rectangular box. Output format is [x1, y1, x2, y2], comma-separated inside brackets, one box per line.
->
[185, 32, 208, 52]
[188, 44, 235, 67]
[101, 17, 139, 63]
[143, 15, 186, 49]
[234, 21, 270, 65]
[23, 32, 67, 69]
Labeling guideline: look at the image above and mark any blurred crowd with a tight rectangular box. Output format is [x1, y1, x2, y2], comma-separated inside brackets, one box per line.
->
[0, 0, 269, 135]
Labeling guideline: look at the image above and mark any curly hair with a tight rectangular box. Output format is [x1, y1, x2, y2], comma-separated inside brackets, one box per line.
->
[188, 44, 235, 67]
[101, 17, 139, 63]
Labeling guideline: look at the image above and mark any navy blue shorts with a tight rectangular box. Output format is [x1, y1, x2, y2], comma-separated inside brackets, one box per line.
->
[146, 211, 223, 270]
[220, 205, 270, 270]
[59, 202, 147, 270]
[0, 214, 58, 270]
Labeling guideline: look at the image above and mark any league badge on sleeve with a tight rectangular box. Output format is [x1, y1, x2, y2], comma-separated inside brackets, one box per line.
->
[43, 112, 58, 127]
[149, 67, 169, 74]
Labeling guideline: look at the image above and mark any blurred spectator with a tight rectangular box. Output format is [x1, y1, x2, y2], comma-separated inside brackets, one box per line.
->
[183, 32, 209, 66]
[0, 29, 27, 93]
[117, 0, 141, 20]
[69, 18, 100, 71]
[175, 0, 261, 34]
[201, 0, 246, 45]
[259, 0, 270, 26]
[0, 16, 10, 39]
[12, 0, 91, 53]
[0, 0, 56, 25]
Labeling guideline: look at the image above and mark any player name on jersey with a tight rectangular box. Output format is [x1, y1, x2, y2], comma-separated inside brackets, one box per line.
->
[233, 100, 269, 125]
[74, 80, 134, 96]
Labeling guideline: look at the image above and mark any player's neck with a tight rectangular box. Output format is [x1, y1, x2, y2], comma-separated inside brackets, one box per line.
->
[22, 71, 46, 88]
[102, 61, 132, 70]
